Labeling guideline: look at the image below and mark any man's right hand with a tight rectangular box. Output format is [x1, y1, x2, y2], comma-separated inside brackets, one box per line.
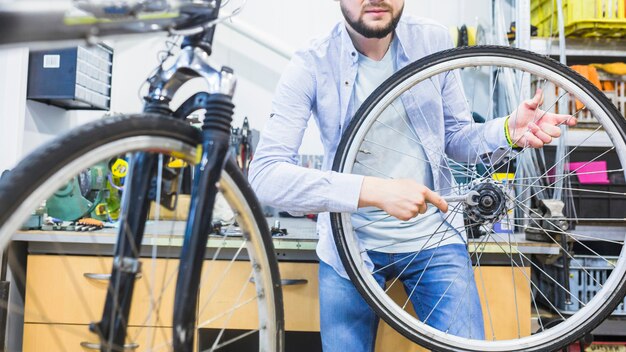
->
[358, 177, 449, 221]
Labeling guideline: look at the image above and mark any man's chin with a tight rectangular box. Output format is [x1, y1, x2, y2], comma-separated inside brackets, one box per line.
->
[362, 27, 394, 39]
[363, 23, 391, 32]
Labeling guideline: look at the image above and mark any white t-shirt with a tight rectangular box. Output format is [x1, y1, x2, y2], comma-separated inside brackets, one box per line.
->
[350, 38, 464, 253]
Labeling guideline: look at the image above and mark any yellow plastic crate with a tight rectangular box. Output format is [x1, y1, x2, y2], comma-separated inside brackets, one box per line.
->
[531, 0, 626, 37]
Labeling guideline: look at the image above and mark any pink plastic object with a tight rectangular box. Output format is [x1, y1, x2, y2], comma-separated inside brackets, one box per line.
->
[568, 161, 610, 184]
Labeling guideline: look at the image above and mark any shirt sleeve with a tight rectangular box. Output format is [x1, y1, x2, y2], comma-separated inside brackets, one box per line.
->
[435, 32, 509, 163]
[248, 51, 364, 214]
[441, 68, 509, 163]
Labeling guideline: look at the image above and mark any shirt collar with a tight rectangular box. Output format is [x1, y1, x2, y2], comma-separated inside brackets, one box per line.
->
[394, 19, 411, 66]
[339, 23, 359, 64]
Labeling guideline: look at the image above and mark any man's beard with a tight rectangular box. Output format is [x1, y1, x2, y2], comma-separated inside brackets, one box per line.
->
[341, 3, 403, 39]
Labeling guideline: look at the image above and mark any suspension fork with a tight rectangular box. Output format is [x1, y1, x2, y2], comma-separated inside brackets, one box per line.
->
[91, 151, 159, 351]
[91, 99, 175, 351]
[173, 93, 234, 351]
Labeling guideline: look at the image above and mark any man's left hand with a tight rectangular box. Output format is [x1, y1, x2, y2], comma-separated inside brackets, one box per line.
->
[507, 88, 577, 148]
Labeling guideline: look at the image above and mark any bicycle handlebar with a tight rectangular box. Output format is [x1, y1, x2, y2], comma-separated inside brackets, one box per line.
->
[0, 0, 228, 48]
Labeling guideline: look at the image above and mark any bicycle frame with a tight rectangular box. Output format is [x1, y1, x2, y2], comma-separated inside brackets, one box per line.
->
[90, 1, 242, 351]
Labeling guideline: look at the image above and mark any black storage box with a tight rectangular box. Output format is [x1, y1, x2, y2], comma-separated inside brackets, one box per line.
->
[570, 182, 626, 220]
[27, 43, 113, 110]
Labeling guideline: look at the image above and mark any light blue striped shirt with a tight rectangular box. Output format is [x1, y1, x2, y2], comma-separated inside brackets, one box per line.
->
[249, 15, 509, 278]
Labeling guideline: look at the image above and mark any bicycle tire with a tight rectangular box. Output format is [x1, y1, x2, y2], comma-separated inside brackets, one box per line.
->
[0, 114, 284, 351]
[331, 46, 626, 352]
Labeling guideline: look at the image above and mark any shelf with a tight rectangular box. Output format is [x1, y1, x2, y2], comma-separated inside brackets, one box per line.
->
[531, 38, 626, 59]
[14, 218, 560, 258]
[546, 128, 612, 148]
[571, 225, 626, 243]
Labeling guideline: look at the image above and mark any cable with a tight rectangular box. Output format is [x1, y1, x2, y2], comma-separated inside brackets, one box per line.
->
[136, 35, 182, 102]
[169, 0, 248, 36]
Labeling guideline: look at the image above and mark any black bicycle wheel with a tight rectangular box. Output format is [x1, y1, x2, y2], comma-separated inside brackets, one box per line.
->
[0, 114, 283, 351]
[331, 46, 626, 352]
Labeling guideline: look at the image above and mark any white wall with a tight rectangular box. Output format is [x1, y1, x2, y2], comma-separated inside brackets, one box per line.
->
[0, 48, 28, 173]
[212, 0, 494, 154]
[0, 0, 496, 170]
[21, 102, 103, 156]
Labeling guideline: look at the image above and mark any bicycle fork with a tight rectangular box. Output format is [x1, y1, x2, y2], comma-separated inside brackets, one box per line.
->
[173, 93, 235, 351]
[91, 151, 159, 351]
[90, 93, 235, 352]
[91, 91, 234, 351]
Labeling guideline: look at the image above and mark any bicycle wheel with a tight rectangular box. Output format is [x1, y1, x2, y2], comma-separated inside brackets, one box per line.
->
[0, 114, 283, 351]
[331, 46, 626, 352]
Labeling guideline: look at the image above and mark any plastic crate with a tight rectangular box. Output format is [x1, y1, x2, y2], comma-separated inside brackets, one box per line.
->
[539, 72, 625, 128]
[567, 341, 626, 351]
[570, 183, 626, 220]
[573, 76, 626, 126]
[531, 0, 626, 38]
[539, 255, 626, 315]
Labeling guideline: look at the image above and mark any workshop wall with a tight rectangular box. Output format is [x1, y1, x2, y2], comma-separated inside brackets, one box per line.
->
[0, 0, 494, 171]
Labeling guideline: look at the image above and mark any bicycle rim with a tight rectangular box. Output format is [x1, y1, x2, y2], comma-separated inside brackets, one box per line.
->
[331, 46, 626, 352]
[0, 115, 283, 351]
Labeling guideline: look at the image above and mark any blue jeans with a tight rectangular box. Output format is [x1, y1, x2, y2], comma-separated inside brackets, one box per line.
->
[319, 244, 484, 351]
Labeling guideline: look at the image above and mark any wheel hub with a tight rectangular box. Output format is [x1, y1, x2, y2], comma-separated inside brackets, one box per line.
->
[465, 179, 508, 224]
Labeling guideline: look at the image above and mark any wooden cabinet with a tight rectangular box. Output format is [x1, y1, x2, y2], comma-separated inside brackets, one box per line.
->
[23, 324, 170, 352]
[196, 261, 531, 351]
[375, 266, 531, 352]
[279, 262, 320, 331]
[475, 266, 532, 340]
[24, 255, 176, 327]
[195, 260, 259, 330]
[23, 255, 178, 352]
[197, 261, 319, 331]
[23, 255, 530, 352]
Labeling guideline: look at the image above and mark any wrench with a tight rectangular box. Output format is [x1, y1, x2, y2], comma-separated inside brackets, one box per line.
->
[442, 191, 480, 206]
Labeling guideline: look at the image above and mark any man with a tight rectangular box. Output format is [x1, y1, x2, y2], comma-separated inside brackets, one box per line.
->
[249, 0, 575, 350]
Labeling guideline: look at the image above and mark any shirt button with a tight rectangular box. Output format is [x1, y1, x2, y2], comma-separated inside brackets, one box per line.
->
[344, 81, 349, 86]
[351, 52, 356, 57]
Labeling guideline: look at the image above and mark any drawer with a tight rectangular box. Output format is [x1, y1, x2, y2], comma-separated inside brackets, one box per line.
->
[23, 323, 172, 352]
[24, 255, 176, 327]
[197, 261, 319, 332]
[280, 262, 319, 331]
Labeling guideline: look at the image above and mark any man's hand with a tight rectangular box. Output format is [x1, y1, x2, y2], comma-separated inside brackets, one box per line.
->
[358, 177, 448, 221]
[507, 88, 577, 148]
